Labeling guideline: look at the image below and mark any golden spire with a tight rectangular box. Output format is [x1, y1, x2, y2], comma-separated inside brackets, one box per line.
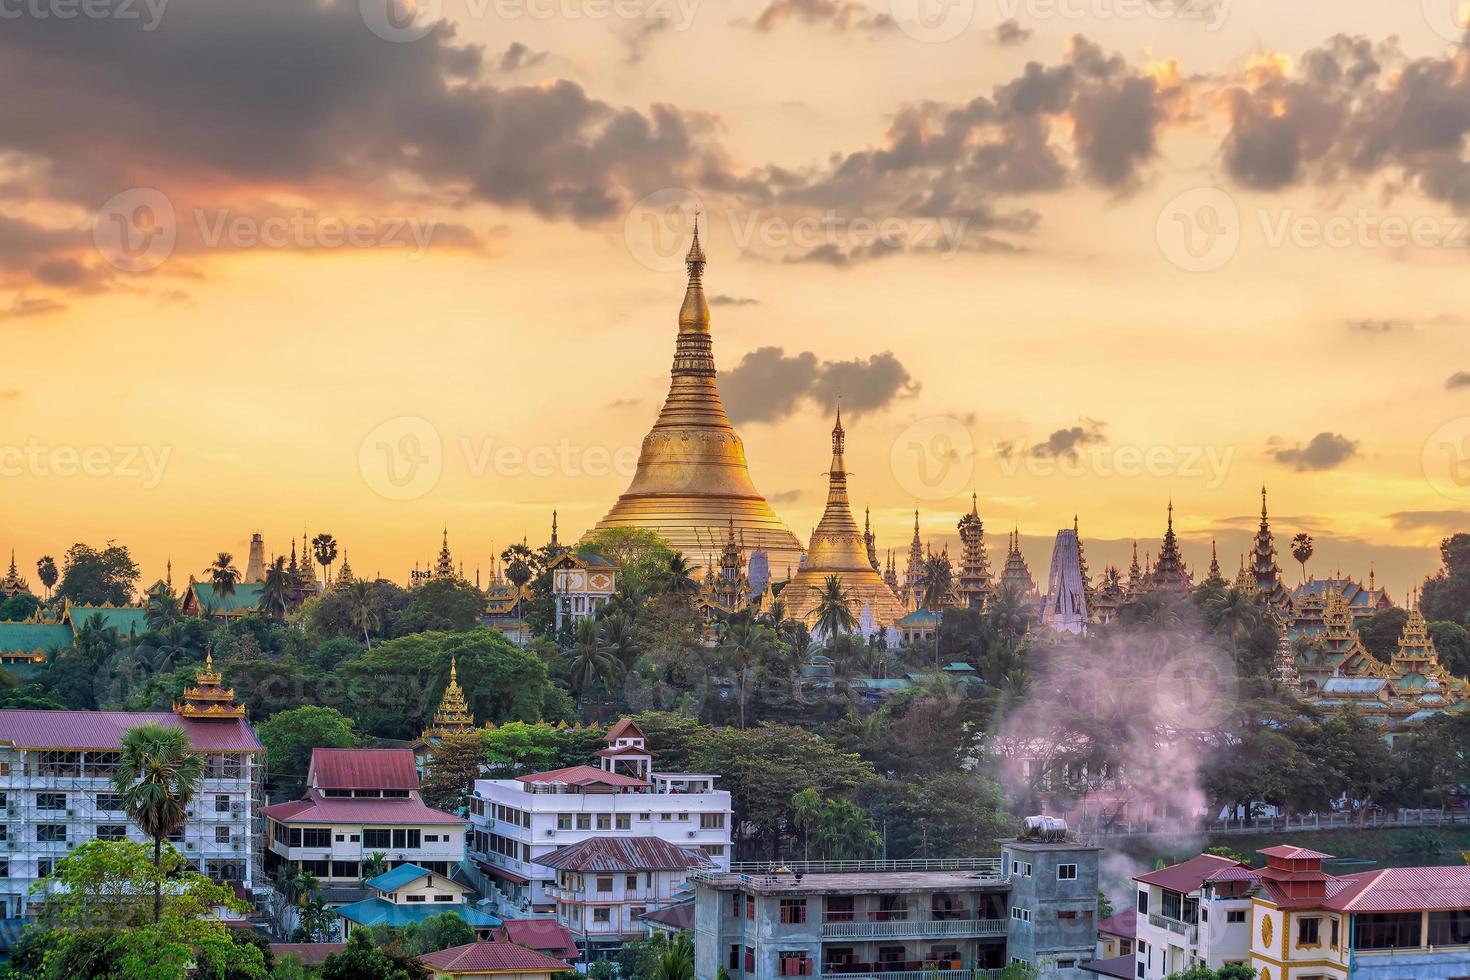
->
[582, 224, 804, 572]
[421, 655, 476, 740]
[174, 649, 244, 720]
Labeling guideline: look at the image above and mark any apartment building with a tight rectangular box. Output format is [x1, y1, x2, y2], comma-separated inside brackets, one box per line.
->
[468, 719, 731, 912]
[1133, 852, 1251, 978]
[261, 748, 466, 886]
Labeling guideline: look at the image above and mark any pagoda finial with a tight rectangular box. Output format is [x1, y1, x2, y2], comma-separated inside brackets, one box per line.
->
[971, 492, 979, 517]
[450, 655, 458, 684]
[1261, 483, 1269, 519]
[831, 404, 845, 456]
[685, 214, 706, 281]
[1167, 499, 1174, 530]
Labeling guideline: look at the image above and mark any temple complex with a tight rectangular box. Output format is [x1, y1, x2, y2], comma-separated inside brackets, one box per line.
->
[1144, 503, 1193, 594]
[776, 411, 906, 634]
[902, 512, 925, 610]
[953, 494, 993, 609]
[583, 227, 804, 574]
[1250, 487, 1294, 610]
[413, 657, 478, 771]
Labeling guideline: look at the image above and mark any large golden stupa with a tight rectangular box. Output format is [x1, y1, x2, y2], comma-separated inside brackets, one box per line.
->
[778, 410, 907, 631]
[584, 228, 805, 574]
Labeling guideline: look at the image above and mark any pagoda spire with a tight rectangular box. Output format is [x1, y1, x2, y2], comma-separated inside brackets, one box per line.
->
[549, 510, 561, 550]
[1250, 483, 1283, 595]
[863, 506, 879, 571]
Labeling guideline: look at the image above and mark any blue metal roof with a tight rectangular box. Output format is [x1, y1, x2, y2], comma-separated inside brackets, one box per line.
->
[337, 898, 501, 929]
[365, 863, 431, 893]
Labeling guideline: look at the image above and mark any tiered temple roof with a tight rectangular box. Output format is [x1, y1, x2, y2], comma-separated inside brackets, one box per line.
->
[1000, 529, 1037, 599]
[174, 652, 246, 720]
[954, 494, 993, 610]
[1146, 503, 1193, 594]
[0, 551, 30, 598]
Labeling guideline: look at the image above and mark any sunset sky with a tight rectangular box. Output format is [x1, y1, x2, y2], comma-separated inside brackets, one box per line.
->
[4, 0, 1470, 597]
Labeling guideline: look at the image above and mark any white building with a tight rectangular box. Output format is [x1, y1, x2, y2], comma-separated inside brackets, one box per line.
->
[549, 553, 617, 631]
[468, 719, 732, 914]
[1133, 852, 1252, 979]
[0, 662, 263, 917]
[261, 748, 466, 887]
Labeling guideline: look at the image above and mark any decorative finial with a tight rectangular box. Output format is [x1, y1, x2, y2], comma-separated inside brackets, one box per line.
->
[685, 215, 706, 281]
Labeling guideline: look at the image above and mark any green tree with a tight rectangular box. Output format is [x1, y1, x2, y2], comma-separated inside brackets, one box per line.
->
[813, 574, 858, 639]
[655, 553, 700, 600]
[578, 528, 675, 598]
[394, 578, 486, 636]
[114, 723, 205, 923]
[0, 593, 39, 622]
[145, 588, 185, 630]
[1290, 533, 1313, 582]
[207, 552, 242, 611]
[565, 617, 620, 697]
[361, 851, 390, 883]
[404, 911, 475, 954]
[419, 731, 487, 813]
[347, 580, 383, 647]
[262, 556, 291, 621]
[718, 616, 778, 728]
[1421, 532, 1470, 622]
[920, 554, 953, 610]
[257, 706, 362, 800]
[651, 932, 695, 980]
[54, 542, 140, 606]
[321, 930, 428, 980]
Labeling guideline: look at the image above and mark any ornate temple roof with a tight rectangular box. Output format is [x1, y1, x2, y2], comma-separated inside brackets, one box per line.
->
[417, 657, 477, 746]
[174, 652, 246, 720]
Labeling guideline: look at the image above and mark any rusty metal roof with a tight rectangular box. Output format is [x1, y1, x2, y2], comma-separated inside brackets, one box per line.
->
[310, 748, 419, 791]
[538, 836, 712, 872]
[0, 709, 262, 752]
[418, 942, 569, 973]
[1135, 853, 1245, 894]
[518, 764, 648, 788]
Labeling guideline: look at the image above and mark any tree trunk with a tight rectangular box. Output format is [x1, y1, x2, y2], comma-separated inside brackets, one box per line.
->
[152, 834, 163, 924]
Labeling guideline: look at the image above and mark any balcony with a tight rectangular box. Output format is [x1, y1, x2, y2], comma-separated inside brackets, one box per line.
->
[1147, 913, 1198, 945]
[820, 918, 1007, 940]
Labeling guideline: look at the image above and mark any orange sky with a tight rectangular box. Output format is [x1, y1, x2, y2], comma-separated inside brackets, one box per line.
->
[2, 0, 1469, 599]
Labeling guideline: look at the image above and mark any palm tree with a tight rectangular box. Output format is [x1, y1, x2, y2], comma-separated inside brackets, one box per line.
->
[346, 581, 380, 648]
[813, 574, 857, 640]
[311, 533, 339, 592]
[1205, 587, 1266, 661]
[145, 588, 183, 631]
[719, 618, 777, 728]
[360, 851, 390, 883]
[34, 556, 56, 600]
[656, 553, 699, 599]
[920, 554, 953, 610]
[598, 613, 641, 670]
[1291, 533, 1314, 583]
[566, 617, 619, 697]
[500, 542, 536, 618]
[72, 613, 121, 667]
[134, 621, 198, 674]
[207, 552, 240, 615]
[261, 556, 291, 620]
[651, 934, 695, 980]
[113, 723, 204, 923]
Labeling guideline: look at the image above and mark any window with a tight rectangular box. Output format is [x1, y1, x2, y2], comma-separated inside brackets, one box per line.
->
[728, 945, 740, 971]
[1298, 917, 1321, 945]
[1355, 913, 1421, 950]
[825, 896, 855, 922]
[1011, 906, 1031, 922]
[701, 813, 726, 829]
[639, 812, 651, 821]
[1015, 861, 1032, 877]
[731, 893, 742, 917]
[1057, 863, 1077, 880]
[406, 894, 426, 903]
[702, 844, 726, 857]
[214, 795, 230, 813]
[631, 905, 647, 919]
[36, 793, 66, 811]
[596, 875, 614, 893]
[95, 793, 123, 812]
[332, 861, 359, 878]
[592, 907, 611, 923]
[1227, 910, 1247, 924]
[1429, 910, 1470, 947]
[626, 874, 638, 891]
[97, 825, 127, 841]
[390, 829, 420, 849]
[1330, 917, 1340, 947]
[557, 813, 573, 830]
[36, 825, 66, 843]
[577, 815, 592, 830]
[615, 814, 631, 830]
[779, 899, 807, 924]
[1138, 891, 1149, 915]
[746, 895, 755, 921]
[37, 859, 54, 878]
[434, 894, 454, 902]
[363, 829, 391, 849]
[744, 947, 755, 973]
[597, 814, 612, 830]
[215, 827, 231, 844]
[302, 828, 331, 848]
[0, 860, 8, 878]
[660, 813, 673, 822]
[777, 951, 811, 976]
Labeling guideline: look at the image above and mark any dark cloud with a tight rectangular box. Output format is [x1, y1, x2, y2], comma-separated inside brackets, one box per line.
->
[1269, 432, 1359, 471]
[604, 397, 643, 409]
[0, 297, 63, 320]
[1448, 371, 1470, 390]
[500, 42, 547, 73]
[719, 346, 918, 424]
[1387, 510, 1470, 531]
[1029, 419, 1107, 459]
[708, 294, 760, 306]
[1347, 318, 1410, 334]
[769, 489, 803, 505]
[993, 19, 1032, 46]
[752, 0, 894, 32]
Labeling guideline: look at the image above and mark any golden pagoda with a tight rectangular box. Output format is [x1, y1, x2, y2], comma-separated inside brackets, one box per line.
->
[582, 225, 804, 573]
[174, 652, 246, 719]
[0, 550, 29, 598]
[412, 657, 478, 769]
[778, 410, 906, 631]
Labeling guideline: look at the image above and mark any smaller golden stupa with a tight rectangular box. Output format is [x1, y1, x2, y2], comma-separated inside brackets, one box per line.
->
[421, 657, 477, 741]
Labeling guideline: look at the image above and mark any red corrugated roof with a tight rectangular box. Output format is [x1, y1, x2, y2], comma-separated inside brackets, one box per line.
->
[1097, 908, 1137, 939]
[498, 919, 580, 958]
[538, 836, 712, 872]
[595, 745, 652, 758]
[418, 942, 569, 973]
[260, 789, 465, 826]
[1326, 866, 1470, 913]
[1135, 853, 1245, 894]
[310, 748, 419, 791]
[518, 764, 648, 787]
[1259, 845, 1334, 861]
[0, 709, 262, 752]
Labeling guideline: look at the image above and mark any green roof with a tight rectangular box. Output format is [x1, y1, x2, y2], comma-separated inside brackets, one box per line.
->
[67, 607, 149, 637]
[189, 582, 264, 614]
[0, 622, 72, 656]
[896, 608, 942, 626]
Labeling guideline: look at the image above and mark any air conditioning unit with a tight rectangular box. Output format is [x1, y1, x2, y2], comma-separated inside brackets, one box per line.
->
[231, 803, 243, 814]
[545, 830, 554, 837]
[687, 831, 696, 838]
[186, 842, 196, 850]
[65, 810, 74, 817]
